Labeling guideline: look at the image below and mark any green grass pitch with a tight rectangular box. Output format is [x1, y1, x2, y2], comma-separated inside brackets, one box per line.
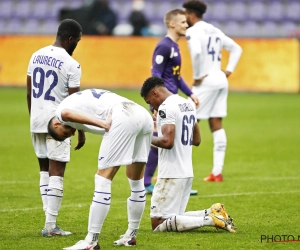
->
[0, 87, 299, 249]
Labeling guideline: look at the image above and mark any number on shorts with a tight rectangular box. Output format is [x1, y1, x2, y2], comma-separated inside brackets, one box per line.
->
[32, 67, 58, 100]
[181, 114, 196, 146]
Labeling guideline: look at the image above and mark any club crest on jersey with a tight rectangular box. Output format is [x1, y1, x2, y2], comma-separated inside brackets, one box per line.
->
[155, 55, 164, 64]
[159, 109, 166, 118]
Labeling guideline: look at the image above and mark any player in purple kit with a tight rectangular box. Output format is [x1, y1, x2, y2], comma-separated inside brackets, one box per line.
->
[144, 9, 199, 195]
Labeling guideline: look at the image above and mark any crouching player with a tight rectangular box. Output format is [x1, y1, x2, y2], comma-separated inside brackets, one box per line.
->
[140, 76, 236, 233]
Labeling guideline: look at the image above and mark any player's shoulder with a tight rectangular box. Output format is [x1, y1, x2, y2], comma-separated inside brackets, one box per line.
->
[157, 37, 173, 48]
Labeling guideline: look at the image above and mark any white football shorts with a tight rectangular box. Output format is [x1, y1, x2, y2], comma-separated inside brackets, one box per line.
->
[150, 178, 193, 219]
[192, 72, 228, 120]
[97, 102, 153, 169]
[31, 133, 71, 162]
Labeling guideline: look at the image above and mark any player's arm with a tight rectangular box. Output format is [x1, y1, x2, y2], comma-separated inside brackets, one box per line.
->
[192, 122, 201, 146]
[26, 75, 32, 115]
[151, 124, 175, 149]
[186, 29, 205, 83]
[222, 35, 242, 77]
[151, 44, 171, 77]
[61, 108, 112, 132]
[67, 62, 85, 148]
[178, 77, 200, 108]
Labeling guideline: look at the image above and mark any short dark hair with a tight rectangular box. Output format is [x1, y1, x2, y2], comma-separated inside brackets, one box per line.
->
[140, 76, 165, 97]
[183, 0, 207, 18]
[164, 9, 186, 28]
[47, 117, 64, 141]
[56, 19, 83, 41]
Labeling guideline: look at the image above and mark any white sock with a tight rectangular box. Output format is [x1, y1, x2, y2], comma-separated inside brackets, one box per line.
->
[154, 215, 205, 232]
[46, 176, 63, 230]
[40, 171, 49, 213]
[124, 178, 146, 238]
[212, 129, 227, 176]
[85, 174, 111, 243]
[184, 208, 211, 217]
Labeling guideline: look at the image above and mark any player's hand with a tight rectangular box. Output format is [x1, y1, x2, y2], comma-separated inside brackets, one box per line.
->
[74, 130, 86, 150]
[190, 94, 200, 109]
[223, 70, 232, 78]
[193, 75, 208, 86]
[153, 110, 157, 132]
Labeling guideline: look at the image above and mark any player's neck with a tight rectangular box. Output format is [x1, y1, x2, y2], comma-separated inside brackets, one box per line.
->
[166, 32, 180, 43]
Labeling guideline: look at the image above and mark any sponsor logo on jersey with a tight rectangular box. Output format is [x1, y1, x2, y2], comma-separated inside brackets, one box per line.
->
[155, 55, 164, 64]
[99, 156, 104, 161]
[103, 197, 111, 201]
[159, 109, 166, 118]
[77, 64, 81, 69]
[186, 35, 191, 40]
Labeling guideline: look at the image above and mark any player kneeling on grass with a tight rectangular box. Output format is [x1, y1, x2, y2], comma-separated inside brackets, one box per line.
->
[48, 89, 153, 249]
[140, 76, 236, 233]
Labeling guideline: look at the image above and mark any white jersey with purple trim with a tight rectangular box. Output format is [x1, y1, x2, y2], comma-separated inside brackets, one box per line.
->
[186, 21, 242, 88]
[27, 45, 81, 133]
[156, 94, 196, 178]
[55, 89, 130, 135]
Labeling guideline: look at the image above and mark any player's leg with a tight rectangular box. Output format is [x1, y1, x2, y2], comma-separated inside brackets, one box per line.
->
[64, 167, 120, 250]
[144, 140, 158, 193]
[38, 158, 49, 214]
[31, 133, 50, 214]
[153, 178, 206, 232]
[42, 135, 71, 236]
[205, 87, 228, 182]
[114, 114, 151, 246]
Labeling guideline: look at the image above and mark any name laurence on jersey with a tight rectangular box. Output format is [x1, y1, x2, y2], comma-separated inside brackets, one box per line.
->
[156, 94, 196, 178]
[27, 45, 81, 133]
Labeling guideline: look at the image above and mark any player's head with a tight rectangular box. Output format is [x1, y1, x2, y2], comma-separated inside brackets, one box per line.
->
[183, 0, 207, 26]
[56, 19, 83, 56]
[140, 76, 168, 111]
[164, 9, 188, 37]
[48, 116, 76, 141]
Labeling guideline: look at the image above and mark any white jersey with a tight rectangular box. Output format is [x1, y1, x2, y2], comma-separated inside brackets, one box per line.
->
[186, 21, 242, 86]
[56, 89, 130, 135]
[157, 94, 196, 178]
[27, 45, 81, 133]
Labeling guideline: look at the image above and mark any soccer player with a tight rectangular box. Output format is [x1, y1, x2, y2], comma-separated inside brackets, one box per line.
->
[145, 9, 199, 195]
[26, 19, 85, 236]
[140, 76, 236, 233]
[183, 0, 243, 182]
[47, 89, 153, 249]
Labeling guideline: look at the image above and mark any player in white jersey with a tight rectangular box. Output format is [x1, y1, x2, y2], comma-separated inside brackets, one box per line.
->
[26, 19, 84, 237]
[140, 76, 236, 233]
[47, 89, 153, 249]
[183, 0, 243, 182]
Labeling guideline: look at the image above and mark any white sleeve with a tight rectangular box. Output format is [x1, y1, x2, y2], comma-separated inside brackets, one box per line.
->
[186, 28, 203, 79]
[68, 62, 81, 88]
[222, 35, 243, 73]
[55, 107, 105, 135]
[27, 54, 35, 76]
[159, 102, 176, 127]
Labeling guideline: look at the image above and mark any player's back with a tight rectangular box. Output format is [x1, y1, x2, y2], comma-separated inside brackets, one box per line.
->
[57, 89, 130, 121]
[28, 45, 81, 133]
[157, 94, 196, 178]
[187, 21, 226, 76]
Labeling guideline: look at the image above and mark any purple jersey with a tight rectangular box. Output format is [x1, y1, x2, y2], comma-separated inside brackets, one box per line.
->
[151, 37, 192, 96]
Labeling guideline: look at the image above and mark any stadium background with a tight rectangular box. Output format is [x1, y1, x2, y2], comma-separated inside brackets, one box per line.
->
[1, 1, 300, 249]
[0, 0, 299, 93]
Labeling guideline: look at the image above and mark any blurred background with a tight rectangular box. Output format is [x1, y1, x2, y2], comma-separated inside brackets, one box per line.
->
[0, 0, 299, 92]
[0, 0, 300, 37]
